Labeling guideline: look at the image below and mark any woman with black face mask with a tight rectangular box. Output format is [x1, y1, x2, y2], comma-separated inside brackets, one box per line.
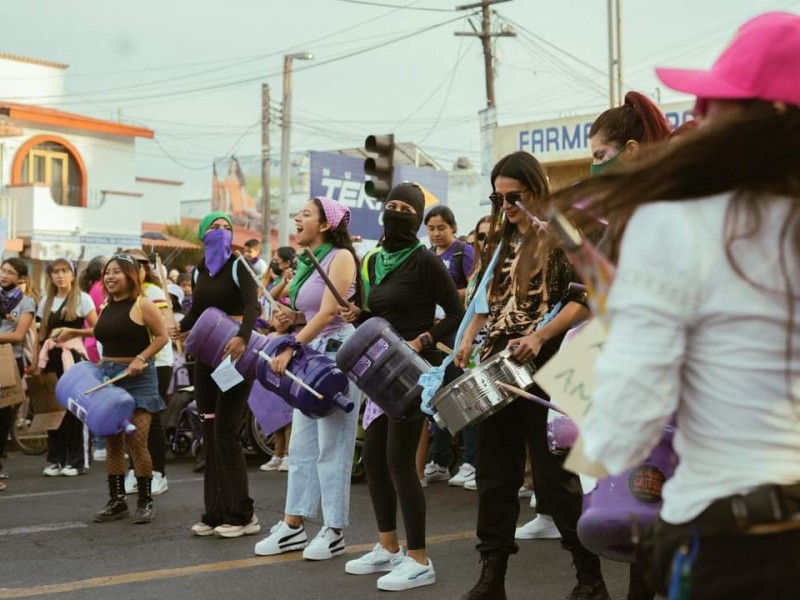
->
[340, 183, 464, 592]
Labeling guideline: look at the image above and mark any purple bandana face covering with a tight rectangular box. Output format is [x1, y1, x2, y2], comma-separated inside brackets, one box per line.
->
[204, 228, 233, 276]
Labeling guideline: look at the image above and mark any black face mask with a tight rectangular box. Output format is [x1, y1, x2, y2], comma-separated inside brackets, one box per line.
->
[383, 210, 421, 252]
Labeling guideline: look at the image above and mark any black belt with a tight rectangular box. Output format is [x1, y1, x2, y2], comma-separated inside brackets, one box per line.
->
[692, 483, 800, 536]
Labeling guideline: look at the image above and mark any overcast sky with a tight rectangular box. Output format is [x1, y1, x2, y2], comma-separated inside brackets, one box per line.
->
[5, 0, 796, 198]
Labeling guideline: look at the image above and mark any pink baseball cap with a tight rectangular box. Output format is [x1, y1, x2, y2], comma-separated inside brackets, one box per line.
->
[656, 12, 800, 105]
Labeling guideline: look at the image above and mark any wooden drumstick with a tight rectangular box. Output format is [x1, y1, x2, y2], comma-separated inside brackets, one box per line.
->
[436, 342, 453, 355]
[155, 255, 183, 355]
[233, 251, 288, 313]
[495, 381, 568, 415]
[83, 371, 131, 395]
[302, 248, 348, 308]
[256, 350, 324, 400]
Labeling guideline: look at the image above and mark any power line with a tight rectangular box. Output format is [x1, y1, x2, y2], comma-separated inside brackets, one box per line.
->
[334, 0, 454, 11]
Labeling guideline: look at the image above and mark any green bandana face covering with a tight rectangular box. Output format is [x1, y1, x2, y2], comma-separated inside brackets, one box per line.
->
[589, 152, 620, 175]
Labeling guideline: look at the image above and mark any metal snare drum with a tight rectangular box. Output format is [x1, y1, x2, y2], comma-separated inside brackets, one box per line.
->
[431, 349, 536, 435]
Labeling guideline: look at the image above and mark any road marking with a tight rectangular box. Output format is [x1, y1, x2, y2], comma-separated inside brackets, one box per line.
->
[0, 522, 88, 537]
[0, 477, 204, 501]
[0, 529, 475, 598]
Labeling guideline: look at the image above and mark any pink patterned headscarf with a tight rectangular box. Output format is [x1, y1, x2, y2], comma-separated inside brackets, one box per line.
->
[315, 196, 351, 229]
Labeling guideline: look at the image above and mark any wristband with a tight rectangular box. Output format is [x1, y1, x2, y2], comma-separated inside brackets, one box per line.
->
[135, 354, 146, 363]
[419, 332, 434, 351]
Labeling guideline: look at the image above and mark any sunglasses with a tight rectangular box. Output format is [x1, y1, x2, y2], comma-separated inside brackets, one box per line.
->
[488, 189, 529, 208]
[476, 232, 488, 242]
[110, 253, 136, 265]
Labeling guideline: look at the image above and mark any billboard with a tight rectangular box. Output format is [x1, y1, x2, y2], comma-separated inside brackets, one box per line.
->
[309, 151, 448, 243]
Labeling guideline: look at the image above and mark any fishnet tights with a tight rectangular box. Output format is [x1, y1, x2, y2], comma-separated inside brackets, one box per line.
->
[105, 410, 153, 477]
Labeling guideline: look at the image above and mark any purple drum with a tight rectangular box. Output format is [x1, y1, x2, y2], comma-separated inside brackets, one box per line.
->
[547, 414, 579, 455]
[256, 335, 353, 419]
[577, 425, 678, 562]
[55, 362, 136, 436]
[336, 317, 430, 421]
[184, 307, 269, 380]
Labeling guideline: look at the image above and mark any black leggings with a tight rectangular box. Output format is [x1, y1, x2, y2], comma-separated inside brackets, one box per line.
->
[363, 412, 427, 551]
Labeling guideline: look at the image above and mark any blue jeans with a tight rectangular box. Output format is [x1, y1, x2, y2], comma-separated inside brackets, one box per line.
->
[284, 327, 362, 529]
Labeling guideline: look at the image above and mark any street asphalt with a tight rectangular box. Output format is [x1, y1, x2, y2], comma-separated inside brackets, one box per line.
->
[0, 449, 630, 599]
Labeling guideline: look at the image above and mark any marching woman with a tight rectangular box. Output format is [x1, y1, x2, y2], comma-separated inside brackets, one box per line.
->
[560, 12, 800, 598]
[92, 254, 168, 523]
[172, 212, 261, 538]
[253, 196, 362, 560]
[454, 152, 608, 600]
[341, 183, 463, 592]
[0, 258, 36, 486]
[37, 259, 97, 477]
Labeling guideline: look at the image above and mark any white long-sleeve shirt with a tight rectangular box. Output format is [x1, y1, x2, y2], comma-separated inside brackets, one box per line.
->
[582, 193, 800, 524]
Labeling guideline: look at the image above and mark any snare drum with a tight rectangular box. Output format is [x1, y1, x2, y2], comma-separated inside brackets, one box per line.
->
[430, 349, 536, 435]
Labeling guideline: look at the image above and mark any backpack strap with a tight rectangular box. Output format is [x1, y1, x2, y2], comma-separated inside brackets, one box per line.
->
[451, 240, 468, 286]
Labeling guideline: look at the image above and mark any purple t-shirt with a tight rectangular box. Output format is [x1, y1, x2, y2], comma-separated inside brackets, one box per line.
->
[432, 241, 475, 289]
[294, 248, 356, 338]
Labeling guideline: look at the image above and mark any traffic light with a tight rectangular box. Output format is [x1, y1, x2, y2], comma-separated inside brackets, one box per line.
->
[363, 134, 395, 200]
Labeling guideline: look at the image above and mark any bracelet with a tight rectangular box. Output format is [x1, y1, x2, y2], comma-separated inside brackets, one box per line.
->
[135, 354, 146, 363]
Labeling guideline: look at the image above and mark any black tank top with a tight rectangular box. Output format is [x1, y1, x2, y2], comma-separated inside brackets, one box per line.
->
[93, 298, 151, 357]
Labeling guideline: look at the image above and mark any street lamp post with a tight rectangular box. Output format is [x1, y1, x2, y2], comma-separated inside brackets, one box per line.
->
[278, 52, 313, 247]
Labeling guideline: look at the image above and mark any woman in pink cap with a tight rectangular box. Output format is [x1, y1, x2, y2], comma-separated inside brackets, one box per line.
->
[253, 196, 363, 562]
[555, 11, 800, 599]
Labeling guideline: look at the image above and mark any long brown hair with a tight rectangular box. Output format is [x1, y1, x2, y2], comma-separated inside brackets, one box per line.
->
[554, 102, 800, 401]
[486, 152, 553, 302]
[40, 258, 81, 340]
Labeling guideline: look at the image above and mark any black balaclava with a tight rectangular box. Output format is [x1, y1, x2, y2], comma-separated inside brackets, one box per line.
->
[383, 183, 425, 252]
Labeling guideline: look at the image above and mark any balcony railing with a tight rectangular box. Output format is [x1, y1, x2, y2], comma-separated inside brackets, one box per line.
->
[10, 184, 140, 209]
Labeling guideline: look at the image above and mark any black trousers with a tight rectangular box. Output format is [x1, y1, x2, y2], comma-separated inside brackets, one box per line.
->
[147, 365, 173, 474]
[685, 529, 800, 599]
[476, 387, 585, 554]
[45, 350, 86, 469]
[364, 412, 427, 550]
[194, 362, 253, 526]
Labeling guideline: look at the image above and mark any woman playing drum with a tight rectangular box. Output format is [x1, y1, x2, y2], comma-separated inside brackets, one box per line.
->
[253, 197, 362, 561]
[341, 183, 463, 592]
[171, 211, 261, 538]
[454, 151, 609, 600]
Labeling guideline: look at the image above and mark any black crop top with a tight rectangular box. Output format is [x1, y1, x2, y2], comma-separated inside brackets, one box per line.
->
[179, 256, 259, 343]
[94, 298, 151, 357]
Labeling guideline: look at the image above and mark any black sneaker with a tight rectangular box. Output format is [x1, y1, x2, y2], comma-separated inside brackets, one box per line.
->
[564, 581, 611, 600]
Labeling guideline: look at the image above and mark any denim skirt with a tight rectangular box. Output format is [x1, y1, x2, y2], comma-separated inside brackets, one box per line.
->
[100, 360, 165, 414]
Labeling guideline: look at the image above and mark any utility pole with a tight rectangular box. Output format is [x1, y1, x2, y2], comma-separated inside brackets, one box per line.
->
[455, 0, 515, 108]
[260, 83, 272, 262]
[607, 0, 623, 107]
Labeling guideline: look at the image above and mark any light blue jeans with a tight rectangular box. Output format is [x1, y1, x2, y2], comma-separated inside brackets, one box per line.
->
[284, 326, 362, 529]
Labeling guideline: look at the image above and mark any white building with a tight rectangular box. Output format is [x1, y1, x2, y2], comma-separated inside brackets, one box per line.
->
[0, 53, 186, 270]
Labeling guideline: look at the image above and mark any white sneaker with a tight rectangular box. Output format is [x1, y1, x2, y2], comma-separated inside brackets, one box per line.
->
[151, 472, 169, 496]
[215, 515, 261, 538]
[448, 463, 476, 487]
[423, 462, 449, 483]
[463, 479, 477, 491]
[377, 556, 436, 591]
[530, 492, 537, 509]
[254, 520, 307, 555]
[278, 456, 290, 472]
[518, 486, 535, 498]
[515, 514, 561, 540]
[302, 526, 345, 561]
[60, 465, 79, 477]
[260, 456, 282, 472]
[191, 522, 215, 537]
[124, 469, 137, 494]
[43, 463, 61, 477]
[345, 543, 405, 575]
[420, 478, 428, 488]
[93, 449, 106, 462]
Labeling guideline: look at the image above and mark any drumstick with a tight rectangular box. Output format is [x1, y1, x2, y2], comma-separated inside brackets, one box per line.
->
[234, 251, 288, 313]
[495, 381, 568, 415]
[155, 255, 183, 355]
[302, 248, 348, 308]
[513, 201, 549, 233]
[83, 372, 130, 395]
[256, 350, 324, 400]
[436, 342, 453, 355]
